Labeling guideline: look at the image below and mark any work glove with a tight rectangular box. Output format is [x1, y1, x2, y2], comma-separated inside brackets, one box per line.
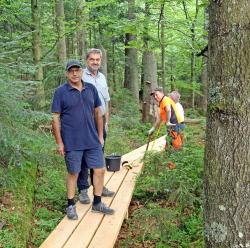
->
[148, 127, 155, 136]
[166, 122, 175, 127]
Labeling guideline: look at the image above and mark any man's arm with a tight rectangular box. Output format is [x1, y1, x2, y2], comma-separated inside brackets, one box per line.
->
[165, 105, 175, 126]
[95, 107, 104, 145]
[105, 102, 109, 132]
[51, 113, 64, 156]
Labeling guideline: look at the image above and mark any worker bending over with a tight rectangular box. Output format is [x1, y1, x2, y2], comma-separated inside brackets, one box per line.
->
[148, 88, 185, 150]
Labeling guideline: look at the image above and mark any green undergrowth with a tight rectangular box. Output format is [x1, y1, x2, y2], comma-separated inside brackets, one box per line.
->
[118, 123, 205, 247]
[105, 88, 150, 155]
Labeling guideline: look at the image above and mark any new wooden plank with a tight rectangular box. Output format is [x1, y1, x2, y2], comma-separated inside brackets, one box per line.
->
[88, 161, 143, 248]
[63, 168, 129, 248]
[40, 135, 166, 248]
[40, 171, 114, 248]
[88, 137, 166, 248]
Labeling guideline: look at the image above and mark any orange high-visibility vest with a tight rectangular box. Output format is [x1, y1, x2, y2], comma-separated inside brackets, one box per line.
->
[159, 96, 182, 124]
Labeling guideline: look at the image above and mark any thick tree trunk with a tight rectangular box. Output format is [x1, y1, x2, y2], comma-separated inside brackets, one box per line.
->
[142, 51, 157, 123]
[31, 0, 43, 81]
[55, 0, 67, 64]
[123, 0, 139, 103]
[77, 0, 87, 62]
[31, 0, 45, 109]
[204, 1, 250, 247]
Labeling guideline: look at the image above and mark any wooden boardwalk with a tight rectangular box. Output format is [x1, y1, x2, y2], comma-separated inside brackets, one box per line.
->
[40, 136, 166, 248]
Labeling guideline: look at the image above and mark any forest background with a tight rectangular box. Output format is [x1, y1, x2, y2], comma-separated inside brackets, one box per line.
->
[0, 0, 217, 247]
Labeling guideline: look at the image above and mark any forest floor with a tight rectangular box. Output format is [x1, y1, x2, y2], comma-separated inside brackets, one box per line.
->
[114, 121, 205, 248]
[0, 89, 205, 248]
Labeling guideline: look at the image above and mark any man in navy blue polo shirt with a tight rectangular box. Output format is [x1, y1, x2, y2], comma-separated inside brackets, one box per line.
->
[51, 60, 114, 220]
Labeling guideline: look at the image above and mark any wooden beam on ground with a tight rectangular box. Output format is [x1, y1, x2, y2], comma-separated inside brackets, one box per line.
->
[63, 168, 129, 248]
[40, 171, 114, 248]
[88, 161, 143, 248]
[39, 135, 166, 248]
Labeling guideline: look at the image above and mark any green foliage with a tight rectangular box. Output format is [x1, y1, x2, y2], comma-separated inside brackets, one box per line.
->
[105, 88, 149, 155]
[119, 123, 205, 247]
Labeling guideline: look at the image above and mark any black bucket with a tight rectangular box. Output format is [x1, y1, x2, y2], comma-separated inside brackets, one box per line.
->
[105, 155, 121, 172]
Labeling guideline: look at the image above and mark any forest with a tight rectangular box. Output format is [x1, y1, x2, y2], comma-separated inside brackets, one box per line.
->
[0, 0, 249, 248]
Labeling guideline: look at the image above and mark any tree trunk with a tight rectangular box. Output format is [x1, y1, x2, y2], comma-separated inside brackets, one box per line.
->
[204, 1, 250, 247]
[170, 52, 175, 92]
[31, 0, 43, 81]
[77, 0, 87, 62]
[123, 0, 139, 103]
[112, 39, 116, 91]
[124, 34, 130, 89]
[159, 3, 166, 94]
[55, 0, 67, 64]
[182, 0, 199, 109]
[31, 0, 45, 109]
[191, 23, 196, 109]
[142, 51, 157, 123]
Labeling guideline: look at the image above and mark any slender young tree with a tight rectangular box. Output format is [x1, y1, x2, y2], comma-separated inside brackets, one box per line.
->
[158, 2, 166, 94]
[182, 0, 199, 109]
[204, 1, 250, 247]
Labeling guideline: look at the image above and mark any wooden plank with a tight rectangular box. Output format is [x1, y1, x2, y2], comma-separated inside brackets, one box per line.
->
[40, 135, 166, 248]
[63, 167, 130, 248]
[88, 137, 166, 248]
[88, 161, 143, 248]
[40, 171, 114, 248]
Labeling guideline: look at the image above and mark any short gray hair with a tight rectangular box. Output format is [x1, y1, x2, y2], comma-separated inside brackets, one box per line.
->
[86, 48, 102, 59]
[170, 91, 181, 103]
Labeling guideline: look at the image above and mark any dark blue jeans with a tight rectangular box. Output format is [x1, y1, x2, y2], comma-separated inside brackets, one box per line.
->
[77, 116, 107, 191]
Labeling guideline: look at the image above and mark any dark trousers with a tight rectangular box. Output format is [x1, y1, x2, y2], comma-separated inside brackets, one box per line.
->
[77, 116, 107, 191]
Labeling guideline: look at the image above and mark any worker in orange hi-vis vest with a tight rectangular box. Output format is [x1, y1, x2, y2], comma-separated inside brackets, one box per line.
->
[148, 88, 185, 150]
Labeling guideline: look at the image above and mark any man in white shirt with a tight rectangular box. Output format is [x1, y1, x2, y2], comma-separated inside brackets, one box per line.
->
[77, 49, 114, 204]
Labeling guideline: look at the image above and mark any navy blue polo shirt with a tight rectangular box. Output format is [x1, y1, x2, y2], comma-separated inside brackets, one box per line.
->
[51, 81, 102, 151]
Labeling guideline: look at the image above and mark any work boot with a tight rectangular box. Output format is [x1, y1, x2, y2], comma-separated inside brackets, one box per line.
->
[92, 202, 115, 215]
[66, 205, 78, 220]
[79, 189, 90, 204]
[102, 186, 115, 197]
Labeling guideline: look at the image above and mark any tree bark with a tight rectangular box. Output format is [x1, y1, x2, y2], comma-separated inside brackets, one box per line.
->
[204, 1, 250, 247]
[170, 52, 175, 92]
[77, 0, 87, 62]
[124, 0, 139, 103]
[159, 3, 166, 94]
[142, 51, 157, 123]
[31, 0, 43, 81]
[55, 0, 67, 64]
[183, 0, 199, 109]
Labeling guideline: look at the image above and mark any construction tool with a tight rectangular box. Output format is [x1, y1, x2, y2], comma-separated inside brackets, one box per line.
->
[122, 161, 133, 170]
[143, 122, 164, 159]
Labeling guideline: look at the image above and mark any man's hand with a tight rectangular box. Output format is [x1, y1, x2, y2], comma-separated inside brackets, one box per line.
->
[57, 143, 65, 156]
[99, 136, 104, 147]
[105, 122, 108, 133]
[148, 127, 155, 136]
